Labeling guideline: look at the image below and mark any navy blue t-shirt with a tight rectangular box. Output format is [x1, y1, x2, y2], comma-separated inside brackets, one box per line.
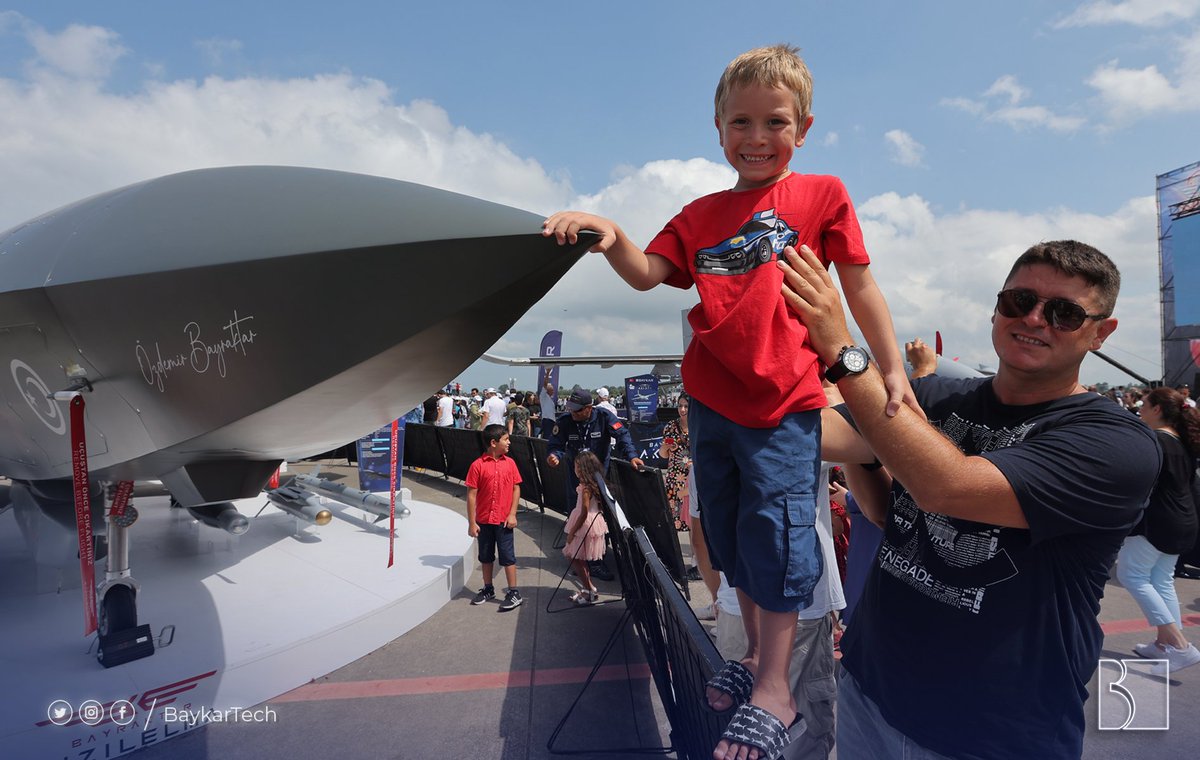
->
[841, 377, 1160, 759]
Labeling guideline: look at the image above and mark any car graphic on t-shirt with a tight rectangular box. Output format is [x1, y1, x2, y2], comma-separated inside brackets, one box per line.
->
[694, 209, 799, 276]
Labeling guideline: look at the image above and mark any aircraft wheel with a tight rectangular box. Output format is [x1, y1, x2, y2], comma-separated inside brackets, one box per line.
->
[99, 585, 137, 635]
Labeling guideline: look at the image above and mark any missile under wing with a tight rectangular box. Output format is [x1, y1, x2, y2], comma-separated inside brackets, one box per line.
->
[0, 166, 590, 505]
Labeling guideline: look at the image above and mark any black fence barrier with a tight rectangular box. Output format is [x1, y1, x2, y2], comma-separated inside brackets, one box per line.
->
[608, 460, 689, 594]
[630, 528, 727, 760]
[584, 472, 725, 760]
[528, 437, 571, 515]
[435, 426, 485, 481]
[403, 423, 445, 473]
[508, 436, 544, 508]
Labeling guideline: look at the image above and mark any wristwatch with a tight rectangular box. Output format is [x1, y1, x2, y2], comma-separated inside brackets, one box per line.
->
[825, 345, 870, 383]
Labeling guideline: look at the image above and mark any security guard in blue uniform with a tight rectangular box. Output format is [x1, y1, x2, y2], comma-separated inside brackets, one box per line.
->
[547, 385, 644, 581]
[546, 385, 643, 479]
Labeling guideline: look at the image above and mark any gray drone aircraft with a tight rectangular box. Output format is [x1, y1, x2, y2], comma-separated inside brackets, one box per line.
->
[0, 166, 591, 664]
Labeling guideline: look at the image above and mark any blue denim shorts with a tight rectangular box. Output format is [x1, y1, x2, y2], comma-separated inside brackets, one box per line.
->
[477, 523, 516, 567]
[689, 397, 822, 612]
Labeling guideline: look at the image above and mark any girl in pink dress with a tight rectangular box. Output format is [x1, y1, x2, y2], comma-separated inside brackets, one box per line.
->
[562, 451, 609, 605]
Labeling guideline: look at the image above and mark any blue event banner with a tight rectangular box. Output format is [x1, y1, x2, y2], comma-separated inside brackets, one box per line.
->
[625, 373, 659, 424]
[356, 419, 404, 492]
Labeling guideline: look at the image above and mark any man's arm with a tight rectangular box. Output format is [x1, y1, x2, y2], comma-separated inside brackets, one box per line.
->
[608, 412, 644, 469]
[842, 463, 893, 530]
[546, 420, 567, 466]
[782, 246, 1028, 529]
[542, 211, 677, 291]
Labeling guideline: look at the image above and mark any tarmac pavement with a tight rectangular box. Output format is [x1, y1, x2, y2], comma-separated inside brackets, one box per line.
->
[125, 461, 1200, 760]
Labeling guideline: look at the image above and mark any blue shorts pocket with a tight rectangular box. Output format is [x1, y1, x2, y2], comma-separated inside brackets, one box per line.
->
[783, 492, 822, 606]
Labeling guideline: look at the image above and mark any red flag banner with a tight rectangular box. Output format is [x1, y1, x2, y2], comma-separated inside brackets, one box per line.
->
[70, 395, 97, 636]
[109, 480, 134, 518]
[388, 419, 398, 568]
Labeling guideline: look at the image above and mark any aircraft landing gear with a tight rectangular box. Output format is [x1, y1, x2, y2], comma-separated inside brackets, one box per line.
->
[96, 499, 155, 667]
[99, 582, 137, 636]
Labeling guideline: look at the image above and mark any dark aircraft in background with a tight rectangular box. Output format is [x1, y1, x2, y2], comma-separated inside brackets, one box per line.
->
[0, 166, 592, 659]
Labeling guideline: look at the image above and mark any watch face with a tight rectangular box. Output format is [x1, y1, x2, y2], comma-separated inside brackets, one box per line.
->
[844, 347, 869, 373]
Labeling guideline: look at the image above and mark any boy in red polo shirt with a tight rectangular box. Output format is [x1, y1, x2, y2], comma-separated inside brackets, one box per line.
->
[466, 424, 524, 611]
[544, 43, 917, 760]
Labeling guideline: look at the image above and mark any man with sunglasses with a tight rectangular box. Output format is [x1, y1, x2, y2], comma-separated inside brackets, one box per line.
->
[780, 240, 1160, 760]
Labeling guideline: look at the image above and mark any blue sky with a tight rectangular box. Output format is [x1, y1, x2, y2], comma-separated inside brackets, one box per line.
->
[3, 1, 1198, 390]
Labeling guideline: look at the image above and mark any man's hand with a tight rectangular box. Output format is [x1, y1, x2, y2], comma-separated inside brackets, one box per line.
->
[631, 457, 645, 471]
[542, 211, 619, 253]
[905, 337, 938, 379]
[547, 454, 560, 468]
[778, 245, 854, 365]
[468, 521, 480, 538]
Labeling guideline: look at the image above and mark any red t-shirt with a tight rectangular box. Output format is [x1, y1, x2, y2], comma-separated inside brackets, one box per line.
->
[465, 454, 522, 524]
[647, 173, 869, 427]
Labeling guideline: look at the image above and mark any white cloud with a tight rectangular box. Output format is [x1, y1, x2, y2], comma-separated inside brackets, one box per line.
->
[26, 22, 127, 80]
[1056, 0, 1200, 28]
[884, 129, 925, 167]
[195, 38, 244, 68]
[821, 131, 839, 147]
[945, 75, 1084, 133]
[1086, 29, 1200, 117]
[983, 75, 1028, 105]
[856, 193, 1159, 381]
[990, 105, 1087, 132]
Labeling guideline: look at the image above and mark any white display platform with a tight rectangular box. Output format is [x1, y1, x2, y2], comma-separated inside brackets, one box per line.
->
[0, 487, 471, 759]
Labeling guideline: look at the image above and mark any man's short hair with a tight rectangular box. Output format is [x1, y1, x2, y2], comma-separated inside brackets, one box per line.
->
[715, 44, 813, 123]
[482, 424, 507, 446]
[1003, 240, 1121, 316]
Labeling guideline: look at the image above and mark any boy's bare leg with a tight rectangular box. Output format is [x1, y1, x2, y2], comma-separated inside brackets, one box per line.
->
[714, 601, 798, 760]
[481, 561, 494, 588]
[690, 517, 721, 598]
[706, 587, 760, 710]
[503, 564, 517, 590]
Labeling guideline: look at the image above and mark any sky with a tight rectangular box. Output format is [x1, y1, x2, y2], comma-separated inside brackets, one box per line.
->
[2, 0, 1198, 392]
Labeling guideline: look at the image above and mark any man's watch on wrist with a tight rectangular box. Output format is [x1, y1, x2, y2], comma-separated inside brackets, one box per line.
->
[825, 345, 871, 383]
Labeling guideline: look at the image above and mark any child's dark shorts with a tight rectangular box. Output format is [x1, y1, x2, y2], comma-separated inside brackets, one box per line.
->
[689, 397, 823, 613]
[477, 523, 516, 567]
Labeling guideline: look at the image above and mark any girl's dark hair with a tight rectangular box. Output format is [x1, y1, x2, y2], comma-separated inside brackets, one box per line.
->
[574, 450, 605, 498]
[1145, 387, 1200, 457]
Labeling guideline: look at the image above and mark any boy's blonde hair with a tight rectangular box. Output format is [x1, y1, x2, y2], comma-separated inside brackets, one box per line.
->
[714, 44, 813, 122]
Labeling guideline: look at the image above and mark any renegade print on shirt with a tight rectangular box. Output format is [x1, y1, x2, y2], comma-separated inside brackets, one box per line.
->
[694, 208, 799, 276]
[881, 413, 1034, 613]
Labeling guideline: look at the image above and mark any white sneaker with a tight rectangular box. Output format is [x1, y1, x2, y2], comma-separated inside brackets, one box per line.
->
[1150, 643, 1200, 676]
[1133, 641, 1165, 659]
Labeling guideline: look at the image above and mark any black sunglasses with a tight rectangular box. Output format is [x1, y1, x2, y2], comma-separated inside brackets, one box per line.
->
[995, 288, 1108, 332]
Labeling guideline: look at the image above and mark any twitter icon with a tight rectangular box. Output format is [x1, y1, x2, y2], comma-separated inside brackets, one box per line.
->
[47, 700, 72, 726]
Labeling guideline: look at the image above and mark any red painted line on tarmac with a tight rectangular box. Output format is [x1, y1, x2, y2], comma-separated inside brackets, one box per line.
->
[1101, 613, 1200, 636]
[272, 617, 1198, 704]
[272, 663, 653, 703]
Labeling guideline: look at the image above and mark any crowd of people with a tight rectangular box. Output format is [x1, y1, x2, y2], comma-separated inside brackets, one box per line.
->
[418, 385, 626, 436]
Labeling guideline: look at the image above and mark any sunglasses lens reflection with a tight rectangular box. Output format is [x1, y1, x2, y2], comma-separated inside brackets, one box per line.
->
[996, 289, 1088, 331]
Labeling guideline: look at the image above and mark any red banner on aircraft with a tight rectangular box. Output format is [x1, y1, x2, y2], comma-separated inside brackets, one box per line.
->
[109, 479, 134, 518]
[70, 395, 97, 636]
[388, 418, 398, 568]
